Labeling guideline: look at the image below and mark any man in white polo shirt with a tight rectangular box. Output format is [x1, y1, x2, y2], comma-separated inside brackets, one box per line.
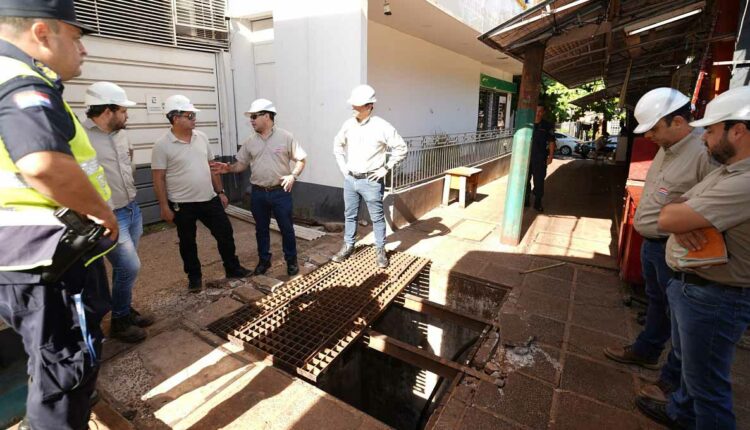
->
[151, 95, 249, 292]
[211, 98, 307, 276]
[84, 81, 153, 343]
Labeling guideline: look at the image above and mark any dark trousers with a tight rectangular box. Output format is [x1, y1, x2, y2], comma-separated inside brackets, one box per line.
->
[249, 187, 297, 263]
[527, 157, 547, 204]
[0, 260, 110, 430]
[170, 196, 241, 280]
[632, 239, 680, 388]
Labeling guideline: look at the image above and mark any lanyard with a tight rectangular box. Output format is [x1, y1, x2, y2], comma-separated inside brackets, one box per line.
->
[72, 293, 97, 366]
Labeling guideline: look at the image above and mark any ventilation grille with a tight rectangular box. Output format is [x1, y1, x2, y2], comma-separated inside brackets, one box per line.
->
[75, 0, 228, 52]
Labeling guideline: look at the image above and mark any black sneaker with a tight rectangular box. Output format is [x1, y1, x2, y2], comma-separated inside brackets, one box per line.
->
[253, 260, 272, 276]
[331, 244, 354, 263]
[287, 259, 299, 276]
[635, 395, 682, 428]
[226, 266, 252, 279]
[129, 307, 154, 328]
[188, 277, 202, 293]
[110, 315, 147, 343]
[376, 247, 389, 268]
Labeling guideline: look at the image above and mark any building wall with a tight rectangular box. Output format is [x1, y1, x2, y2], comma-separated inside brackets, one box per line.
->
[367, 20, 482, 137]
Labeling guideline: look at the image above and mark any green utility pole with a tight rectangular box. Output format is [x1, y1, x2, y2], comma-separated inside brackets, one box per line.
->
[501, 42, 546, 245]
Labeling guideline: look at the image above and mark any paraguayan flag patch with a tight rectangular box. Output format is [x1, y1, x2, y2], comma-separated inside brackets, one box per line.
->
[13, 91, 52, 110]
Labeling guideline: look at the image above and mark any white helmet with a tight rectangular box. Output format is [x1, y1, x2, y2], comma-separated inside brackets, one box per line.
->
[347, 84, 377, 106]
[244, 98, 277, 116]
[85, 82, 136, 107]
[633, 88, 690, 134]
[690, 86, 750, 128]
[164, 95, 200, 113]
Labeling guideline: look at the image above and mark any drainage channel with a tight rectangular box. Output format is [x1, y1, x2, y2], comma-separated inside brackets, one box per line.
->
[209, 248, 509, 429]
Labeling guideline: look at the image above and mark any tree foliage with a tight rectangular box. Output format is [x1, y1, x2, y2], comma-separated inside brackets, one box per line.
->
[539, 77, 623, 123]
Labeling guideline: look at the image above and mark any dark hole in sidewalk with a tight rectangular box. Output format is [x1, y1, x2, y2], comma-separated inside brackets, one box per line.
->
[316, 270, 509, 430]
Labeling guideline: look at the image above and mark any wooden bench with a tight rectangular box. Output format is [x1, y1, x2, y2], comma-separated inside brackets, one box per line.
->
[442, 167, 482, 208]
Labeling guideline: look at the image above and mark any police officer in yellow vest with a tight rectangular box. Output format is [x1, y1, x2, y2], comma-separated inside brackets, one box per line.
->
[0, 1, 118, 429]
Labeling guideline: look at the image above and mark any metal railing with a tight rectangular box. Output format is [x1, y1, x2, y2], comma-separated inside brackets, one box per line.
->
[386, 129, 514, 192]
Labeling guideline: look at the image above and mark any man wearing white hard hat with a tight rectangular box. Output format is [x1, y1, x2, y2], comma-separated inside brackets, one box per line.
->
[332, 84, 407, 268]
[84, 82, 153, 342]
[151, 95, 250, 292]
[211, 98, 307, 276]
[634, 85, 750, 429]
[604, 88, 716, 405]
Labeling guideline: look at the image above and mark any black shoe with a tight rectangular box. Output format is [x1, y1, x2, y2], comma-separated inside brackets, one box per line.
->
[636, 395, 682, 428]
[287, 259, 299, 276]
[254, 260, 271, 276]
[129, 307, 154, 328]
[226, 266, 252, 279]
[110, 315, 147, 343]
[376, 247, 389, 268]
[188, 277, 202, 293]
[331, 244, 355, 263]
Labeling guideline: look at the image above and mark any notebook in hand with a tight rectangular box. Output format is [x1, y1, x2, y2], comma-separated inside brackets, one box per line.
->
[672, 227, 728, 268]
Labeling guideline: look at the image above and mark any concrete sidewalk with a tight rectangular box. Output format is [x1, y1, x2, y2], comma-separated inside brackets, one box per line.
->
[79, 157, 749, 429]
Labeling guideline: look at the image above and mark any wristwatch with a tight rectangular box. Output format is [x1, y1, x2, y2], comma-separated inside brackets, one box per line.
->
[217, 189, 225, 194]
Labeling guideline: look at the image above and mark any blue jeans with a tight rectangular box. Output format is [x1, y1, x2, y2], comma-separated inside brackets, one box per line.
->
[343, 175, 386, 248]
[106, 200, 142, 318]
[250, 187, 297, 263]
[666, 278, 750, 429]
[632, 239, 680, 387]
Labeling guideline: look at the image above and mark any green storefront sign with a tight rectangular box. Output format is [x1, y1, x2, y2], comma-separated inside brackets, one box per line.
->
[480, 74, 517, 93]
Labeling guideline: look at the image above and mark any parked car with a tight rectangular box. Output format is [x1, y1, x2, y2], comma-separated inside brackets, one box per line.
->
[575, 135, 618, 159]
[554, 132, 583, 156]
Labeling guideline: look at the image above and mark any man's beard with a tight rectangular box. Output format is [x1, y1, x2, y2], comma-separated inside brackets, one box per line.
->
[109, 117, 126, 132]
[707, 131, 736, 164]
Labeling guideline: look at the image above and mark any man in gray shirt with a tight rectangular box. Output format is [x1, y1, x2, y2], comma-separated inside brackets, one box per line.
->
[211, 99, 307, 276]
[331, 84, 407, 268]
[151, 95, 249, 292]
[84, 82, 153, 343]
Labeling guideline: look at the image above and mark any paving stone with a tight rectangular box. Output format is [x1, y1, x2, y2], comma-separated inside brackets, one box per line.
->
[494, 252, 534, 271]
[735, 405, 750, 430]
[322, 222, 344, 232]
[473, 372, 553, 429]
[516, 290, 570, 322]
[283, 396, 364, 430]
[551, 392, 650, 430]
[185, 296, 244, 328]
[733, 347, 750, 377]
[568, 324, 630, 362]
[522, 273, 573, 300]
[561, 353, 636, 410]
[529, 258, 575, 281]
[253, 275, 284, 293]
[576, 268, 623, 288]
[459, 408, 525, 430]
[307, 252, 332, 266]
[477, 261, 524, 288]
[232, 285, 266, 303]
[574, 282, 626, 307]
[732, 371, 750, 410]
[571, 302, 630, 338]
[516, 345, 561, 385]
[431, 398, 467, 430]
[498, 312, 566, 349]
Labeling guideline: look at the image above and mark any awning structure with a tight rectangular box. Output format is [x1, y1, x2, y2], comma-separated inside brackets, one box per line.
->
[479, 0, 736, 106]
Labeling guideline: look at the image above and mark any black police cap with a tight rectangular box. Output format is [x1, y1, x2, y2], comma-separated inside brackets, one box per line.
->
[0, 0, 95, 34]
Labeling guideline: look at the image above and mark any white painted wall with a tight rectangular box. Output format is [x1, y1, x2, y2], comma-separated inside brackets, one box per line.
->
[274, 0, 368, 189]
[368, 20, 482, 137]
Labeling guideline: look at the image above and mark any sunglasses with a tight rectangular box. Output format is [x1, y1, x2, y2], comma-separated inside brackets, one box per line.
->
[178, 112, 196, 120]
[249, 112, 267, 120]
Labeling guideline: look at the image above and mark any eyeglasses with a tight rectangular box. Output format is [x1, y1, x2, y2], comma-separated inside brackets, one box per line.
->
[178, 112, 196, 120]
[249, 112, 267, 120]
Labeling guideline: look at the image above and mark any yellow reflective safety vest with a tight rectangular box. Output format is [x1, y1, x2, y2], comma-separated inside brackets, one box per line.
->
[0, 55, 113, 272]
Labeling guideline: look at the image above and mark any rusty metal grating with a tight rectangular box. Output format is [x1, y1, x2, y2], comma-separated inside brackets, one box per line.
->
[209, 246, 430, 381]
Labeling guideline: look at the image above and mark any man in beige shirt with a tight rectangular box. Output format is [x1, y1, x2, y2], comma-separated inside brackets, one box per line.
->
[635, 85, 750, 429]
[211, 99, 306, 276]
[84, 81, 153, 343]
[605, 89, 717, 405]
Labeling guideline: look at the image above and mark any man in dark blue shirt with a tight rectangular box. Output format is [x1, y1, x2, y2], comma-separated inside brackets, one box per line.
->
[526, 104, 556, 212]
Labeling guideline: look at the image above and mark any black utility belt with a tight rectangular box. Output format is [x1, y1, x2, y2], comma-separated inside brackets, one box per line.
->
[41, 208, 110, 283]
[252, 184, 283, 192]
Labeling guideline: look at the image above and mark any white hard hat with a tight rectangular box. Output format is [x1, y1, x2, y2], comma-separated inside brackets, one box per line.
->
[164, 95, 200, 113]
[347, 84, 377, 106]
[85, 82, 136, 107]
[633, 88, 690, 134]
[690, 86, 750, 128]
[245, 98, 277, 116]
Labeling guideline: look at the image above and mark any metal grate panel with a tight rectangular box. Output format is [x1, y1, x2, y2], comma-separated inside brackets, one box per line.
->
[209, 247, 430, 381]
